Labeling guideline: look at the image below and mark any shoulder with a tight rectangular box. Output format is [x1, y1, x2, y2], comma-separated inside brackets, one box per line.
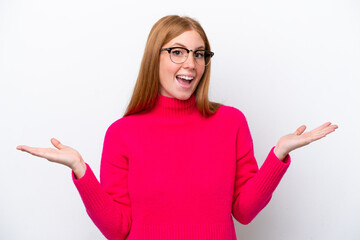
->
[217, 105, 252, 140]
[105, 114, 139, 137]
[216, 104, 248, 124]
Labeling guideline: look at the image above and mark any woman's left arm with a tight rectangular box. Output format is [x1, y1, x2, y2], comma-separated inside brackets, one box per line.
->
[231, 110, 338, 225]
[274, 122, 338, 161]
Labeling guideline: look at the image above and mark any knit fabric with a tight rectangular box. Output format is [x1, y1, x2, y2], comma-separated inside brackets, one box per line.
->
[72, 93, 291, 240]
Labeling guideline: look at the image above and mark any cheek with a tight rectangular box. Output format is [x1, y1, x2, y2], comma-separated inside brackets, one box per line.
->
[159, 60, 168, 86]
[198, 67, 206, 80]
[159, 57, 177, 80]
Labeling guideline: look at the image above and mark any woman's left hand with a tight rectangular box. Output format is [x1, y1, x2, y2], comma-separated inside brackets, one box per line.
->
[274, 122, 338, 161]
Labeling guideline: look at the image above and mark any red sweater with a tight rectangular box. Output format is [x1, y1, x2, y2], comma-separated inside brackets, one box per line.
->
[73, 93, 291, 240]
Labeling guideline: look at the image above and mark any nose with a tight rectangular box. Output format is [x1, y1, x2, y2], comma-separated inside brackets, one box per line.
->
[182, 52, 196, 69]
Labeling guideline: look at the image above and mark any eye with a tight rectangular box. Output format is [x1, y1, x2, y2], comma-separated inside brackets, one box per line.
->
[194, 51, 205, 59]
[171, 49, 184, 56]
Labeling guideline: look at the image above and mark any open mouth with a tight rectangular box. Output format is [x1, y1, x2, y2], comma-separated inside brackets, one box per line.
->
[176, 75, 194, 88]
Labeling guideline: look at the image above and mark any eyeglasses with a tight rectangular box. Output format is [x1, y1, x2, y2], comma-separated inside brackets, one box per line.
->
[160, 47, 214, 66]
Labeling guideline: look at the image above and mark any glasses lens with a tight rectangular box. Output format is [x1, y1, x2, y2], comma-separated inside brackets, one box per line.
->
[195, 50, 213, 66]
[170, 48, 188, 64]
[169, 48, 213, 66]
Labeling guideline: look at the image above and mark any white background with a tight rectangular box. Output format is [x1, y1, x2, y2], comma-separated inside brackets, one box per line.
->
[1, 0, 359, 239]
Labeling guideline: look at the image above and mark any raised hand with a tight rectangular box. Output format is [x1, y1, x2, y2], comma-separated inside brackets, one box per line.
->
[16, 138, 86, 178]
[274, 122, 338, 161]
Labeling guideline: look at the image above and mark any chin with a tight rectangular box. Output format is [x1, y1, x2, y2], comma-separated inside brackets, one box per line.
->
[175, 91, 194, 100]
[159, 87, 195, 100]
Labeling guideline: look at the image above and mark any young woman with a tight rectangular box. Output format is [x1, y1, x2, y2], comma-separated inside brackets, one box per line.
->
[17, 15, 338, 240]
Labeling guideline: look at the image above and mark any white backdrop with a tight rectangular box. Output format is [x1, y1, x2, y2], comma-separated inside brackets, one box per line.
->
[1, 0, 359, 239]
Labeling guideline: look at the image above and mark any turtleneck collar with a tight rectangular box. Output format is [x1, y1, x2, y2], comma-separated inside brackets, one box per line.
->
[148, 93, 198, 121]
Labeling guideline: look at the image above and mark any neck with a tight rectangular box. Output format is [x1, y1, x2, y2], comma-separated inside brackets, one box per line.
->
[149, 93, 198, 121]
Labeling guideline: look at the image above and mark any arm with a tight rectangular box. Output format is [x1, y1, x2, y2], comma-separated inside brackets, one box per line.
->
[231, 112, 338, 224]
[16, 124, 132, 240]
[73, 122, 132, 240]
[231, 112, 290, 224]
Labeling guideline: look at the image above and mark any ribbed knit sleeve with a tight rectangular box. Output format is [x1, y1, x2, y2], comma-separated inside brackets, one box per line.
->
[73, 121, 132, 240]
[231, 110, 290, 225]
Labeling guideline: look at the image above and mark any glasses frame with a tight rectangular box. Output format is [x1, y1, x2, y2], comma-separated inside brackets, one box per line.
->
[160, 47, 214, 66]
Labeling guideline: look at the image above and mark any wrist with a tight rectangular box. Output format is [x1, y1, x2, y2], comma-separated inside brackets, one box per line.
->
[71, 159, 86, 179]
[274, 146, 288, 161]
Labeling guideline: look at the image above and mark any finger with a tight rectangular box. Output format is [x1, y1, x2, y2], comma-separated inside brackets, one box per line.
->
[51, 138, 66, 150]
[311, 124, 337, 136]
[318, 124, 338, 136]
[17, 145, 32, 152]
[307, 125, 338, 142]
[311, 122, 332, 133]
[294, 125, 306, 135]
[328, 124, 339, 131]
[16, 145, 49, 158]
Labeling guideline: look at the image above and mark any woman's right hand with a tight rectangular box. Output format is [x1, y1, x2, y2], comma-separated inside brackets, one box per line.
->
[17, 138, 86, 179]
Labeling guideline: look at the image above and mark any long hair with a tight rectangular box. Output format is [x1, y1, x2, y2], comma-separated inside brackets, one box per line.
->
[123, 15, 222, 118]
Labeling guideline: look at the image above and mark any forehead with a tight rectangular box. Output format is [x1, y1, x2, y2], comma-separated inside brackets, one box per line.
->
[165, 30, 205, 48]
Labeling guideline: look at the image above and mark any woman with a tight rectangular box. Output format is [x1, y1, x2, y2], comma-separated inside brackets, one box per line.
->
[17, 15, 338, 240]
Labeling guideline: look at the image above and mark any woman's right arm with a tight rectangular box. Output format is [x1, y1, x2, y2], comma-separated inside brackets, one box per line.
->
[75, 122, 132, 240]
[17, 131, 132, 240]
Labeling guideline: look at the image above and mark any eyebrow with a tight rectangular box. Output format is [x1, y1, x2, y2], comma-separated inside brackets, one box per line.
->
[170, 42, 205, 50]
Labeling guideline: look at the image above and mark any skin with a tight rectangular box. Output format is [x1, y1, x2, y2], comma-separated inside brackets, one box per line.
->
[16, 31, 338, 178]
[273, 123, 338, 160]
[159, 30, 205, 100]
[17, 138, 87, 178]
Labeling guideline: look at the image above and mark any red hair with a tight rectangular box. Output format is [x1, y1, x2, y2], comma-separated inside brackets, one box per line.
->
[124, 15, 221, 117]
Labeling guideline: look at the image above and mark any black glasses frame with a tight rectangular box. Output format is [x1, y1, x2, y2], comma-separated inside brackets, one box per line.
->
[160, 47, 214, 66]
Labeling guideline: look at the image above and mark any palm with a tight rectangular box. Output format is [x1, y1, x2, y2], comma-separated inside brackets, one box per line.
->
[16, 138, 83, 169]
[275, 122, 338, 160]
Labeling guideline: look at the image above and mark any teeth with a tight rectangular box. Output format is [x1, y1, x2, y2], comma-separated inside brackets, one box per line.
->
[177, 75, 194, 81]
